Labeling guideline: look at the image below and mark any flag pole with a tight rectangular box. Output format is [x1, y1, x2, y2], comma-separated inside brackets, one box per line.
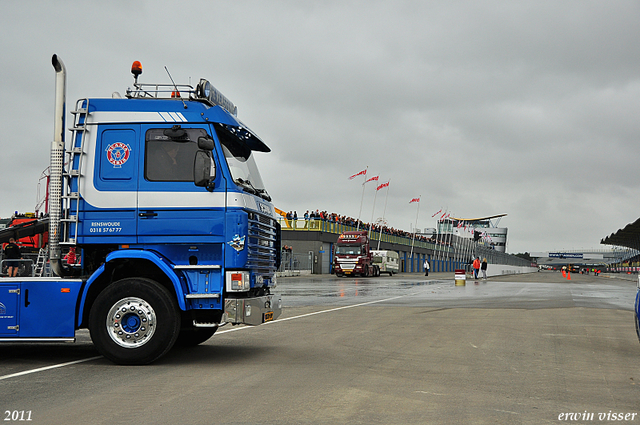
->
[434, 214, 440, 265]
[410, 196, 421, 260]
[356, 166, 368, 231]
[436, 211, 444, 263]
[368, 181, 379, 239]
[377, 180, 390, 250]
[439, 209, 448, 263]
[447, 219, 453, 269]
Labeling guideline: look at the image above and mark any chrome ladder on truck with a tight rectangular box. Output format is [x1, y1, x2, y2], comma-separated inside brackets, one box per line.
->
[61, 98, 90, 246]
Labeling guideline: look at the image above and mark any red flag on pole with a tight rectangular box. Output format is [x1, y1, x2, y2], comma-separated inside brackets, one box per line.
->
[349, 169, 367, 180]
[377, 181, 389, 191]
[365, 175, 379, 183]
[409, 198, 420, 203]
[432, 208, 442, 217]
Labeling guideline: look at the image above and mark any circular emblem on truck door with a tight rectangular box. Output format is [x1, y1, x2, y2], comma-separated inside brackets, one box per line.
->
[106, 142, 131, 168]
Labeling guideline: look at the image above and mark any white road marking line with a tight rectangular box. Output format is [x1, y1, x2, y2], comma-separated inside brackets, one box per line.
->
[0, 356, 103, 381]
[495, 409, 520, 415]
[0, 294, 408, 380]
[415, 390, 448, 396]
[218, 295, 407, 334]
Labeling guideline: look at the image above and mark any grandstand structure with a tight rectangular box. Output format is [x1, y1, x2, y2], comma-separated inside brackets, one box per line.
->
[440, 214, 509, 253]
[530, 214, 640, 269]
[278, 216, 532, 275]
[600, 217, 640, 271]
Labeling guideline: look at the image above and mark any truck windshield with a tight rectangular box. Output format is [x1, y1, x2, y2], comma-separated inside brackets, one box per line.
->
[336, 245, 361, 255]
[216, 126, 268, 199]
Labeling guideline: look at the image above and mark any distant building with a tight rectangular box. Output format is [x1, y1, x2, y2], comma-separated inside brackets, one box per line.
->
[438, 214, 508, 253]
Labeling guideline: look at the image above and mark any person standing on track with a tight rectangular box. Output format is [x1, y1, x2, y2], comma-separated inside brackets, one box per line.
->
[481, 258, 488, 280]
[472, 256, 481, 280]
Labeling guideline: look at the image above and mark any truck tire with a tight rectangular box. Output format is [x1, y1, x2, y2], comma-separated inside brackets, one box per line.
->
[89, 278, 181, 365]
[176, 326, 217, 347]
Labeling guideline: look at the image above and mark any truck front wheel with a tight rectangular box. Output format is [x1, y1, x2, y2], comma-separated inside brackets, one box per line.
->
[89, 278, 181, 365]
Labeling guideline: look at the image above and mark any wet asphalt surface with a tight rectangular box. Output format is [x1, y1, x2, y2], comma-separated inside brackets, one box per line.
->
[278, 270, 637, 311]
[0, 270, 638, 425]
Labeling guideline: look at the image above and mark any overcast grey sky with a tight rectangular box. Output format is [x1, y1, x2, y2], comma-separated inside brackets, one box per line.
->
[2, 1, 639, 254]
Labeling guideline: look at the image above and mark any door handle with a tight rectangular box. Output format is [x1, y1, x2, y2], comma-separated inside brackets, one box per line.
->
[138, 212, 158, 218]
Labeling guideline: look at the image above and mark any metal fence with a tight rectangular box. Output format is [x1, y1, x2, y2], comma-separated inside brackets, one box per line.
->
[1, 258, 35, 277]
[278, 251, 313, 276]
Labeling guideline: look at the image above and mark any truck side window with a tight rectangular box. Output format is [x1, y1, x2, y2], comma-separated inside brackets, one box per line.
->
[145, 128, 206, 182]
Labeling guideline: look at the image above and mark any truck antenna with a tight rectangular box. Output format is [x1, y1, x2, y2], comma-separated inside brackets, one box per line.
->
[165, 66, 188, 109]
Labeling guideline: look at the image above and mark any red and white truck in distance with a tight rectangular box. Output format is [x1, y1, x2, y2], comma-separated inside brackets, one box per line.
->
[333, 231, 381, 277]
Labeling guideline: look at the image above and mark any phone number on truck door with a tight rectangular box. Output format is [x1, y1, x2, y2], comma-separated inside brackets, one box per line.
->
[89, 222, 122, 233]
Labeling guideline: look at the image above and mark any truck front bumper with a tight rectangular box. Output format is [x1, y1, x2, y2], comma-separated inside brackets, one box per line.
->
[223, 294, 282, 326]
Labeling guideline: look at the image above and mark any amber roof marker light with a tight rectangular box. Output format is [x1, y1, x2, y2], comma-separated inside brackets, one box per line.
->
[131, 61, 142, 84]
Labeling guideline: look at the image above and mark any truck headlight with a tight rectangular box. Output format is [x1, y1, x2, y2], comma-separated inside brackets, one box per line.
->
[226, 271, 250, 292]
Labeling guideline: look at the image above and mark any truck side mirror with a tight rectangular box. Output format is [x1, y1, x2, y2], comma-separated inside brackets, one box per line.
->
[197, 135, 215, 151]
[194, 150, 216, 192]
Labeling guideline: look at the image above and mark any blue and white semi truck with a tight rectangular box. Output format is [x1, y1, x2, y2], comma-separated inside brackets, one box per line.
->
[0, 55, 281, 364]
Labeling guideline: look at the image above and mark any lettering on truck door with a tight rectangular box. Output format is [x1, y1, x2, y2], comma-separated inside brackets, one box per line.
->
[82, 127, 138, 244]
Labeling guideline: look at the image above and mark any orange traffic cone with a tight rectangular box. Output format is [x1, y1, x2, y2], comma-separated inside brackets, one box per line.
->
[567, 271, 571, 280]
[562, 269, 566, 277]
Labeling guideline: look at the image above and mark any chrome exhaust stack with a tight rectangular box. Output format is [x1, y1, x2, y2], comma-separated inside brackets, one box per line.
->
[50, 54, 67, 277]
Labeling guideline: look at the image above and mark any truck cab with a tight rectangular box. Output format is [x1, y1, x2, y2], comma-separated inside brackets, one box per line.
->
[333, 231, 379, 277]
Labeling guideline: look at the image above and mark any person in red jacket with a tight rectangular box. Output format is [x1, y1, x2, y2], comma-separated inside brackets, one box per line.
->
[472, 257, 481, 280]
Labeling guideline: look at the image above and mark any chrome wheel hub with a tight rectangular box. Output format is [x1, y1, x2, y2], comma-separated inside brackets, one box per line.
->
[106, 297, 156, 348]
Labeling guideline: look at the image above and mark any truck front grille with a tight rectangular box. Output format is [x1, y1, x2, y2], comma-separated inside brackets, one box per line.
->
[246, 211, 278, 275]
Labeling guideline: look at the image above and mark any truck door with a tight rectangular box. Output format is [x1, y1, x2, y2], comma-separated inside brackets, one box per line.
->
[81, 126, 139, 244]
[137, 125, 226, 245]
[0, 284, 20, 336]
